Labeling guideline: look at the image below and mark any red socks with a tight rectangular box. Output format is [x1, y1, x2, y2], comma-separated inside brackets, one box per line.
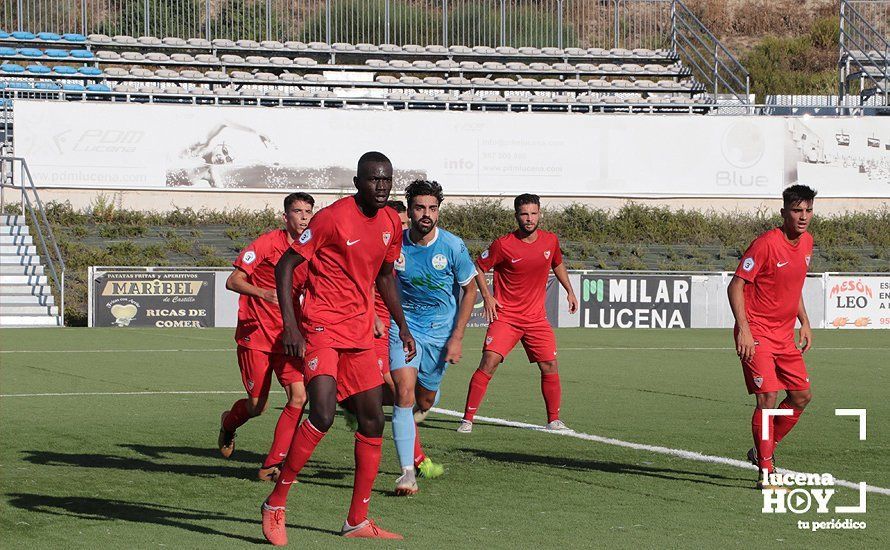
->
[463, 370, 492, 422]
[347, 432, 382, 526]
[774, 401, 804, 444]
[263, 404, 304, 469]
[751, 408, 776, 471]
[223, 399, 252, 432]
[540, 372, 562, 423]
[267, 420, 326, 507]
[413, 423, 426, 467]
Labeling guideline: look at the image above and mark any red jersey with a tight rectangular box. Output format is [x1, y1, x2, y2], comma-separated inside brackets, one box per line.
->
[735, 227, 813, 337]
[234, 229, 308, 353]
[290, 197, 402, 348]
[477, 229, 563, 321]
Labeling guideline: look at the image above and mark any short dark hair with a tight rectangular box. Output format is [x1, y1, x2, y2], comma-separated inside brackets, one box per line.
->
[782, 185, 817, 208]
[357, 151, 391, 175]
[405, 180, 444, 207]
[284, 192, 314, 211]
[514, 193, 540, 211]
[386, 200, 406, 213]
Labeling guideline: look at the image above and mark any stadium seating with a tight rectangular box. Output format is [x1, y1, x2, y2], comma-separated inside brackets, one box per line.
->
[0, 29, 712, 112]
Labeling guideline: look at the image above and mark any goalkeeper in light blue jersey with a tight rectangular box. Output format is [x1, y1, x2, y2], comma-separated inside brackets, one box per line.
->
[387, 180, 478, 496]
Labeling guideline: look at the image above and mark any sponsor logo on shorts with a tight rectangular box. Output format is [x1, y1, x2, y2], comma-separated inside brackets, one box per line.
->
[299, 229, 312, 244]
[432, 253, 448, 270]
[383, 231, 392, 246]
[805, 255, 811, 266]
[742, 257, 755, 272]
[247, 379, 254, 390]
[242, 250, 256, 264]
[307, 357, 319, 371]
[314, 326, 324, 332]
[485, 336, 493, 345]
[481, 249, 489, 260]
[753, 376, 763, 388]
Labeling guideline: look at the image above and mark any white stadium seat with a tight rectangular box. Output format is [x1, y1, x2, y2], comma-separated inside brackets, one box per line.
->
[425, 45, 448, 54]
[449, 45, 472, 54]
[113, 35, 137, 45]
[332, 42, 355, 51]
[403, 44, 425, 53]
[171, 53, 195, 63]
[137, 36, 161, 46]
[188, 38, 211, 47]
[221, 54, 245, 64]
[495, 46, 518, 55]
[236, 40, 260, 49]
[162, 37, 187, 47]
[261, 41, 285, 49]
[473, 46, 496, 54]
[146, 52, 170, 62]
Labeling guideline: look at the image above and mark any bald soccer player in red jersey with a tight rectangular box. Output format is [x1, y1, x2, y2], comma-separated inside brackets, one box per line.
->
[728, 185, 816, 490]
[261, 152, 416, 544]
[219, 193, 314, 483]
[457, 193, 578, 434]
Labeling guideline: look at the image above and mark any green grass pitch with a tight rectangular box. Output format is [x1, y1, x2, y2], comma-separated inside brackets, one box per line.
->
[1, 328, 887, 549]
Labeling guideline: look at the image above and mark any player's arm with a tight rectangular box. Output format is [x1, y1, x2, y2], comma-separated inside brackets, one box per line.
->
[797, 296, 813, 352]
[275, 249, 307, 357]
[552, 262, 578, 314]
[727, 276, 756, 362]
[225, 269, 276, 303]
[474, 262, 499, 322]
[445, 279, 478, 364]
[376, 263, 416, 361]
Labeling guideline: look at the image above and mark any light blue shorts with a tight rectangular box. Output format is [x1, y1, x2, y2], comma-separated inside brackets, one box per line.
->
[389, 333, 449, 392]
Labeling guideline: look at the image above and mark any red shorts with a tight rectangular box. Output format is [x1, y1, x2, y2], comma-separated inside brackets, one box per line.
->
[236, 346, 303, 399]
[303, 340, 383, 402]
[374, 336, 390, 376]
[483, 317, 557, 363]
[738, 331, 810, 394]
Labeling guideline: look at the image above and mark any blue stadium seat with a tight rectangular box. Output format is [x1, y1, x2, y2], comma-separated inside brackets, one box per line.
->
[78, 66, 102, 76]
[11, 31, 36, 40]
[37, 32, 62, 41]
[1, 64, 25, 73]
[27, 64, 52, 74]
[62, 83, 86, 91]
[0, 81, 5, 89]
[5, 81, 32, 89]
[53, 65, 77, 75]
[62, 33, 87, 43]
[70, 50, 94, 59]
[34, 81, 61, 90]
[18, 48, 44, 57]
[86, 83, 111, 92]
[0, 32, 10, 39]
[0, 47, 15, 56]
[0, 98, 10, 106]
[45, 49, 70, 58]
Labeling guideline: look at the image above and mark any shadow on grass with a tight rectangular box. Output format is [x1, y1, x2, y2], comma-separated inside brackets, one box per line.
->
[461, 448, 751, 490]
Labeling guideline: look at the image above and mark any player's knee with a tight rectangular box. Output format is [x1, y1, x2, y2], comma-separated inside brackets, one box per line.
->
[791, 390, 812, 409]
[308, 407, 335, 432]
[287, 385, 307, 409]
[416, 394, 435, 412]
[396, 386, 415, 408]
[538, 361, 558, 374]
[357, 408, 384, 437]
[755, 392, 778, 409]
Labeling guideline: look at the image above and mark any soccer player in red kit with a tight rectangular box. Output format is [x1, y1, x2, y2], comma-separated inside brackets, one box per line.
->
[219, 192, 314, 483]
[262, 152, 415, 544]
[728, 185, 816, 489]
[457, 193, 578, 434]
[373, 200, 408, 401]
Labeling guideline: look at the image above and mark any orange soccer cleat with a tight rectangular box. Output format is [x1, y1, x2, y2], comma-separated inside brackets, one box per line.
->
[261, 502, 288, 546]
[341, 519, 403, 539]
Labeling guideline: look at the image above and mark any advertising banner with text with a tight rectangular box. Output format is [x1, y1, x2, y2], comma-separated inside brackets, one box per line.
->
[824, 275, 890, 329]
[92, 270, 216, 328]
[580, 274, 692, 329]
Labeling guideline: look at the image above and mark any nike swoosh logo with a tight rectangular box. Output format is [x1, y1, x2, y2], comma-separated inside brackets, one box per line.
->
[347, 239, 360, 246]
[511, 258, 522, 263]
[278, 452, 287, 457]
[281, 479, 295, 485]
[362, 497, 370, 503]
[468, 407, 477, 411]
[777, 261, 789, 267]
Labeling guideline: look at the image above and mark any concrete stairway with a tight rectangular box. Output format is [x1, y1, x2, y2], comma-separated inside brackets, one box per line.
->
[0, 214, 62, 327]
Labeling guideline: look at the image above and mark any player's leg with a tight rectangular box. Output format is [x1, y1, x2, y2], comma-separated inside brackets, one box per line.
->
[259, 355, 307, 481]
[220, 346, 274, 458]
[338, 349, 401, 539]
[413, 384, 444, 479]
[522, 319, 565, 429]
[772, 347, 812, 447]
[740, 339, 783, 488]
[459, 320, 521, 432]
[389, 336, 421, 495]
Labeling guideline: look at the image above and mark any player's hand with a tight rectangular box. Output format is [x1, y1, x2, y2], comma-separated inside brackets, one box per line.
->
[259, 288, 278, 304]
[483, 296, 501, 322]
[798, 324, 813, 353]
[444, 336, 463, 364]
[283, 324, 306, 358]
[567, 293, 579, 314]
[400, 327, 417, 362]
[373, 315, 386, 338]
[735, 327, 756, 362]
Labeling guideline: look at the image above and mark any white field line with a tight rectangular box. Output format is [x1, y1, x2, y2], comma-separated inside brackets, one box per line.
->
[0, 387, 885, 497]
[430, 407, 890, 497]
[2, 347, 886, 354]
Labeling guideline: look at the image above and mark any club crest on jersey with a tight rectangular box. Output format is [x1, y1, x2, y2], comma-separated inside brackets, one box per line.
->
[432, 253, 448, 270]
[742, 257, 755, 272]
[395, 251, 406, 272]
[299, 229, 312, 244]
[242, 250, 256, 264]
[805, 255, 811, 266]
[383, 231, 392, 246]
[753, 376, 763, 388]
[307, 357, 319, 371]
[544, 250, 551, 259]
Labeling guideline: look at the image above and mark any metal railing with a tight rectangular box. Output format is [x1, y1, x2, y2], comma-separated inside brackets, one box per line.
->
[839, 0, 889, 105]
[0, 155, 66, 326]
